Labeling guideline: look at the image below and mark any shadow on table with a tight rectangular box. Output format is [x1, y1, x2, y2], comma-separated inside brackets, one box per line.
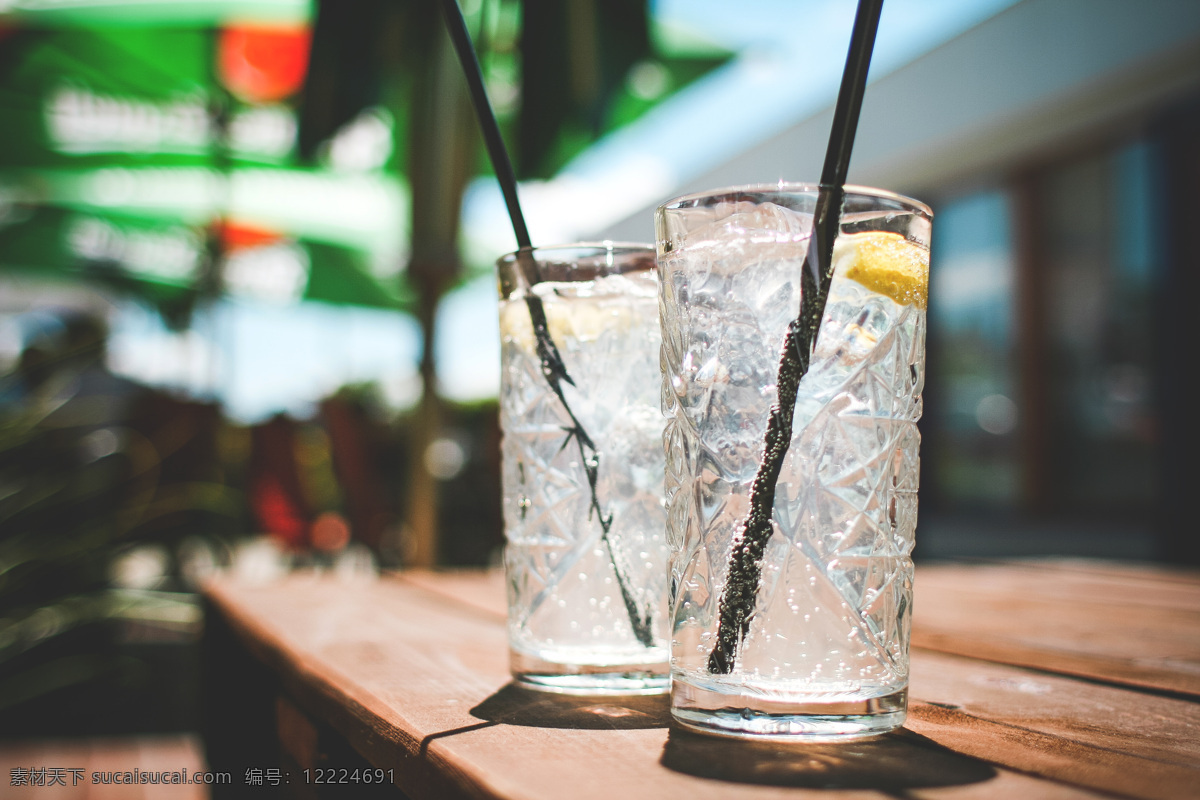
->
[661, 725, 997, 790]
[470, 682, 670, 730]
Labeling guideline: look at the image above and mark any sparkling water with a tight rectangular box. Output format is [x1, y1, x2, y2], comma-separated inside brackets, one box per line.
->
[659, 202, 925, 734]
[500, 269, 669, 690]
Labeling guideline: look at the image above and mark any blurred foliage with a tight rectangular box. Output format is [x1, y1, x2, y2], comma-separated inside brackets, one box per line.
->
[313, 381, 503, 568]
[511, 0, 730, 179]
[297, 0, 730, 179]
[0, 314, 244, 731]
[514, 0, 726, 179]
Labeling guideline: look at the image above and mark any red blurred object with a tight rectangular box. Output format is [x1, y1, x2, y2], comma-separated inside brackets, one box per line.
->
[311, 511, 351, 553]
[218, 25, 312, 103]
[249, 415, 312, 548]
[215, 220, 284, 251]
[252, 476, 309, 547]
[320, 396, 391, 553]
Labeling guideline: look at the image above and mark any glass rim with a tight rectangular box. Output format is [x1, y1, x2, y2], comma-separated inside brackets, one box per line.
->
[657, 183, 933, 218]
[495, 241, 656, 298]
[495, 241, 654, 266]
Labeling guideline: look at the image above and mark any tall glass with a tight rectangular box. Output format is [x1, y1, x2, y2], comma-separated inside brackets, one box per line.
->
[497, 243, 669, 694]
[656, 185, 932, 738]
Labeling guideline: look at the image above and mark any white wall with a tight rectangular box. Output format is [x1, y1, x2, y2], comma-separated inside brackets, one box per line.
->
[597, 0, 1200, 241]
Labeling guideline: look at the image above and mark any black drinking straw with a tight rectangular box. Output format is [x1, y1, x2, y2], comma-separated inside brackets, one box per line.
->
[707, 0, 886, 675]
[438, 0, 654, 647]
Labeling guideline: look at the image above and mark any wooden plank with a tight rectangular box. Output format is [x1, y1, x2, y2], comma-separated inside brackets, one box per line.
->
[416, 563, 1200, 794]
[990, 557, 1200, 587]
[394, 569, 507, 620]
[211, 575, 509, 800]
[203, 572, 1194, 800]
[129, 737, 212, 800]
[917, 559, 1200, 610]
[398, 561, 1200, 692]
[908, 651, 1200, 800]
[399, 562, 1200, 696]
[660, 728, 1107, 800]
[0, 740, 90, 799]
[0, 736, 209, 799]
[912, 560, 1200, 697]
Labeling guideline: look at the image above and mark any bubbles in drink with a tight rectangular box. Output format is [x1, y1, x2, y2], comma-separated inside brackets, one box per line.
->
[660, 201, 926, 710]
[500, 269, 669, 671]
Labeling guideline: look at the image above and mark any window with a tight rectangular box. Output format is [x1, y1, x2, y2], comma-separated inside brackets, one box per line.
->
[926, 190, 1019, 508]
[1041, 142, 1158, 513]
[921, 137, 1166, 557]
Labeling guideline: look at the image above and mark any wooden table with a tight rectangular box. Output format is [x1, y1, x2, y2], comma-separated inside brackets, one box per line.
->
[201, 560, 1200, 800]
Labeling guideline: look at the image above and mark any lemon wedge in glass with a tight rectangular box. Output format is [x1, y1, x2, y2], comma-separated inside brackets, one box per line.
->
[832, 231, 929, 309]
[499, 299, 538, 352]
[500, 297, 628, 351]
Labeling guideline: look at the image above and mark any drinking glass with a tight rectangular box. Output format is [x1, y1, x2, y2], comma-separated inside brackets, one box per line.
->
[656, 185, 932, 737]
[497, 243, 669, 694]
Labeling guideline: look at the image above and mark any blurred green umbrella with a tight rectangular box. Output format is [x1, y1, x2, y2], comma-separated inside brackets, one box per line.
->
[0, 164, 409, 313]
[0, 0, 308, 26]
[0, 9, 312, 168]
[0, 195, 409, 313]
[0, 0, 410, 319]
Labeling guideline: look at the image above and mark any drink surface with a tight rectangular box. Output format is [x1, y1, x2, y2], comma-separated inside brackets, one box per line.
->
[659, 204, 927, 713]
[499, 269, 668, 669]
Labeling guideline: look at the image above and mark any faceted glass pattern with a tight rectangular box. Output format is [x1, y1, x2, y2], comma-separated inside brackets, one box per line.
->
[498, 245, 669, 690]
[657, 186, 931, 737]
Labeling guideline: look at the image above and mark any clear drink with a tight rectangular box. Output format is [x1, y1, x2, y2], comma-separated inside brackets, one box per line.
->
[656, 186, 932, 738]
[497, 243, 669, 694]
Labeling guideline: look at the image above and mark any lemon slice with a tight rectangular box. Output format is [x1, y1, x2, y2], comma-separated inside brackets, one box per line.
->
[499, 298, 628, 351]
[832, 231, 929, 309]
[499, 300, 538, 352]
